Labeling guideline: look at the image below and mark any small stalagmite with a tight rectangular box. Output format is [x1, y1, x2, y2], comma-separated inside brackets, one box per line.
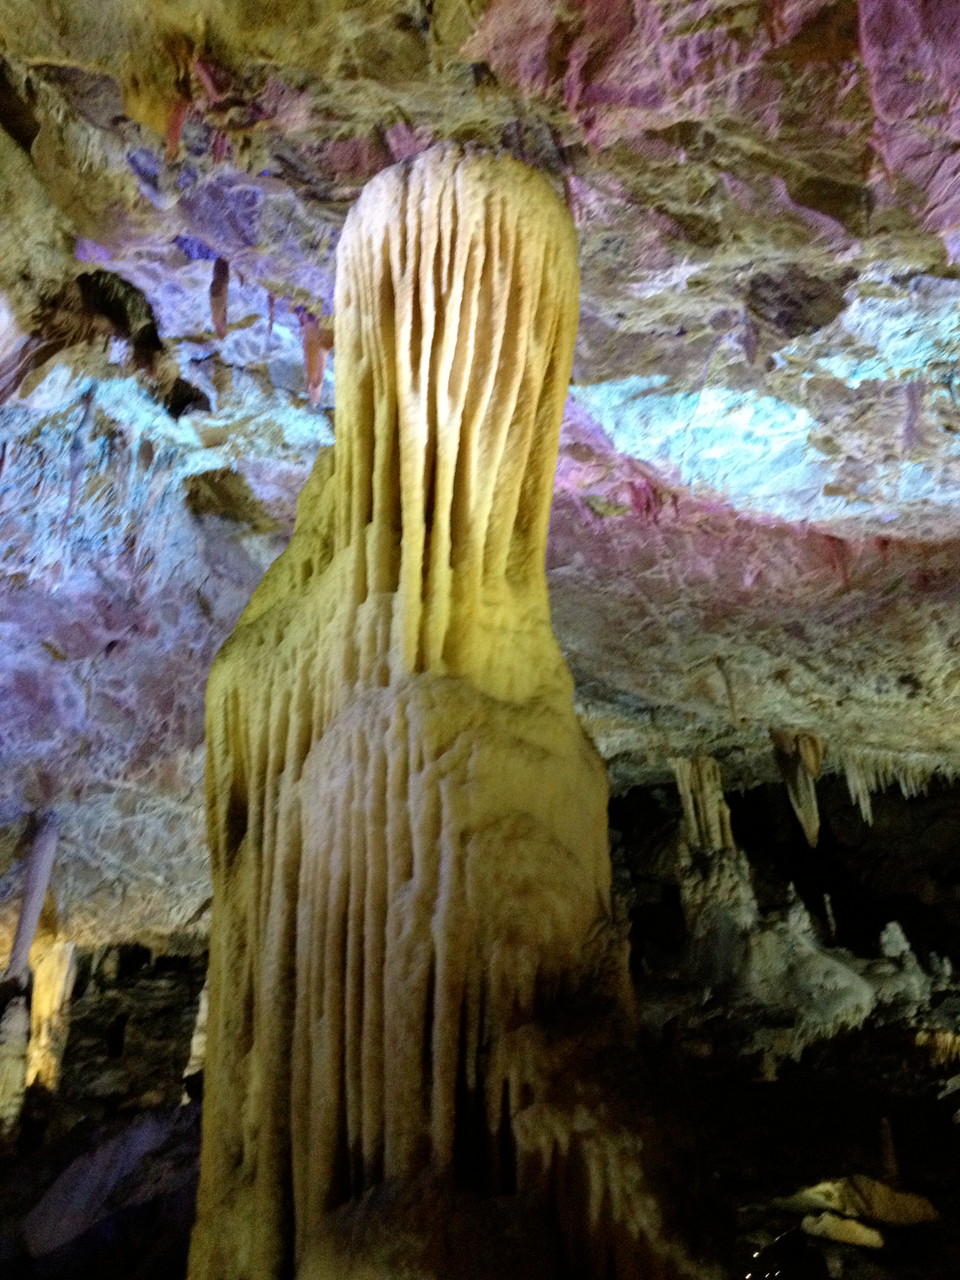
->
[190, 145, 704, 1280]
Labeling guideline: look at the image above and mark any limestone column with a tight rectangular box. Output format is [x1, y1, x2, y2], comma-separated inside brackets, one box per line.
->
[190, 144, 690, 1280]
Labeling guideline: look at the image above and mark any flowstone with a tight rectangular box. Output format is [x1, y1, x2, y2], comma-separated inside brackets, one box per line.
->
[190, 146, 710, 1280]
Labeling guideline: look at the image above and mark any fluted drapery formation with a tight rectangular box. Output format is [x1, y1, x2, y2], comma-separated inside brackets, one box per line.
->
[190, 145, 702, 1280]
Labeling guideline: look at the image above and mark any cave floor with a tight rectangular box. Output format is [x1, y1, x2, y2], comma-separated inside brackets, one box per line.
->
[677, 1022, 960, 1279]
[1, 949, 960, 1278]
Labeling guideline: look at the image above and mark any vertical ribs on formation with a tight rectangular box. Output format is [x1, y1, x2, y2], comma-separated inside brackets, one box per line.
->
[190, 144, 706, 1280]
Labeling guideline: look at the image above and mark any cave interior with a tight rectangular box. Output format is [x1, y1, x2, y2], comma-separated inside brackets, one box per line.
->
[3, 3, 960, 1278]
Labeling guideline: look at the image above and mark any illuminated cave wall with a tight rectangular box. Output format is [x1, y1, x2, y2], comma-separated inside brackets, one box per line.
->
[4, 3, 960, 1276]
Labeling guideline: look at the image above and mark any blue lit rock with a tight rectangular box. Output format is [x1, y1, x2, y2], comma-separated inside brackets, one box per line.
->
[2, 0, 960, 955]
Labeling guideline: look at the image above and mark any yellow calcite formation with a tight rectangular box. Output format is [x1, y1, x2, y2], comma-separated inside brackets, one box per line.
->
[669, 756, 735, 852]
[190, 144, 633, 1280]
[25, 940, 76, 1092]
[770, 730, 824, 848]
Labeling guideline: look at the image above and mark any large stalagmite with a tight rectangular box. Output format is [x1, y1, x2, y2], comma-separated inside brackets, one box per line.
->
[190, 145, 700, 1280]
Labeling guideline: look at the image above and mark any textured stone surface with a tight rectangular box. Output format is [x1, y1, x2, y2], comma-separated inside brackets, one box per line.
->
[1, 1, 960, 948]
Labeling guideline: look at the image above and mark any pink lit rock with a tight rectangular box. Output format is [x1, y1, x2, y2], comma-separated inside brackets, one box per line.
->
[1, 1, 960, 957]
[860, 0, 960, 238]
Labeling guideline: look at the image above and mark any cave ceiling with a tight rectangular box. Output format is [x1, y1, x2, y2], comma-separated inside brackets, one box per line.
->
[1, 0, 960, 948]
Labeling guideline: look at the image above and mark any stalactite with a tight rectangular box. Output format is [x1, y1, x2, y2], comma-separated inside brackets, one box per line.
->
[669, 756, 735, 852]
[842, 751, 953, 825]
[915, 1028, 960, 1067]
[770, 729, 824, 847]
[190, 145, 703, 1280]
[298, 310, 332, 406]
[182, 979, 208, 1101]
[25, 940, 76, 1092]
[844, 755, 875, 824]
[5, 813, 59, 987]
[0, 813, 60, 1136]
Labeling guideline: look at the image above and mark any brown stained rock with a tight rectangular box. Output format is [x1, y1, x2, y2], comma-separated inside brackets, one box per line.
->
[182, 468, 280, 531]
[746, 267, 853, 338]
